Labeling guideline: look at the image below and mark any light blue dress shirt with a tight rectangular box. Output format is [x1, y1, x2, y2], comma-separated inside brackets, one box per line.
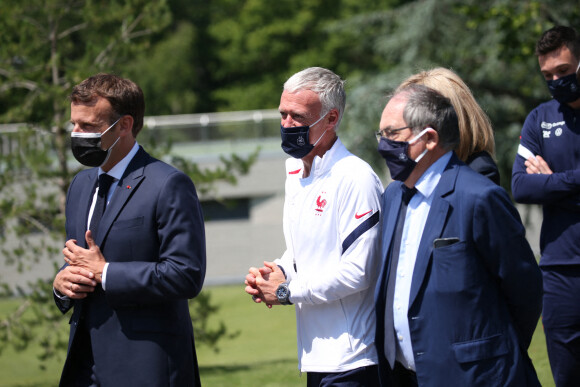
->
[390, 151, 452, 370]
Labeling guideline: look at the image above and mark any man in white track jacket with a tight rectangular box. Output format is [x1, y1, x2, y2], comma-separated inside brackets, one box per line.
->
[245, 67, 383, 386]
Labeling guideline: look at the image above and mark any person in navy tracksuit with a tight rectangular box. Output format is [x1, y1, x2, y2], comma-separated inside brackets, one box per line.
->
[512, 25, 580, 387]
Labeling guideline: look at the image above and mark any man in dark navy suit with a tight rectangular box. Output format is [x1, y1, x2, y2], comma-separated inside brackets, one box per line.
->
[53, 73, 206, 386]
[374, 84, 542, 386]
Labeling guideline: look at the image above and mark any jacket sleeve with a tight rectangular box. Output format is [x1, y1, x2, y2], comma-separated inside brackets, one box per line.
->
[473, 185, 543, 349]
[275, 250, 297, 282]
[466, 151, 500, 185]
[105, 171, 206, 307]
[512, 110, 580, 209]
[53, 284, 72, 314]
[53, 174, 79, 314]
[286, 171, 383, 304]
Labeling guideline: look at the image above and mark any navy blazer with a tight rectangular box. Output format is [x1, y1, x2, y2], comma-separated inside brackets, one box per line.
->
[374, 153, 542, 386]
[465, 150, 500, 186]
[55, 147, 206, 386]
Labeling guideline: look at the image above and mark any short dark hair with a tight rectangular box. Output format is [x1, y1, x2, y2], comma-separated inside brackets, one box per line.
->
[70, 73, 145, 136]
[535, 25, 580, 59]
[397, 84, 460, 151]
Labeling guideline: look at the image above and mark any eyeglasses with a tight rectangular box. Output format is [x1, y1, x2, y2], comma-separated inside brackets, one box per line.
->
[375, 126, 411, 141]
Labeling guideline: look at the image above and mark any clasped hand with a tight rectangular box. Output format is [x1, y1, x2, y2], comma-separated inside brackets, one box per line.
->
[53, 230, 105, 299]
[525, 155, 553, 175]
[245, 261, 286, 308]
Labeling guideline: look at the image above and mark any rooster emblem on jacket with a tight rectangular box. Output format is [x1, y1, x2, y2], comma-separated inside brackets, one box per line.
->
[315, 192, 327, 215]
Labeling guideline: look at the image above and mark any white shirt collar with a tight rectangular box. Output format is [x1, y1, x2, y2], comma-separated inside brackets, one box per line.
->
[98, 142, 140, 180]
[414, 151, 452, 199]
[309, 137, 343, 177]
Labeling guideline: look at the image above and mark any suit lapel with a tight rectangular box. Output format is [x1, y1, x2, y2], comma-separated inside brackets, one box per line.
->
[95, 148, 148, 247]
[378, 183, 404, 298]
[408, 157, 459, 308]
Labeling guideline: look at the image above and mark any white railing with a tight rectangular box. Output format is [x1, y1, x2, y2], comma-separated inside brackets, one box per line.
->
[0, 109, 281, 155]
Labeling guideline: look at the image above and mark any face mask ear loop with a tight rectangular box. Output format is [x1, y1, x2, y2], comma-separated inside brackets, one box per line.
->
[99, 136, 121, 167]
[409, 127, 433, 162]
[101, 116, 123, 151]
[408, 127, 433, 144]
[98, 118, 123, 166]
[101, 116, 122, 136]
[309, 112, 330, 147]
[312, 128, 329, 147]
[414, 148, 428, 163]
[309, 113, 326, 128]
[106, 136, 121, 151]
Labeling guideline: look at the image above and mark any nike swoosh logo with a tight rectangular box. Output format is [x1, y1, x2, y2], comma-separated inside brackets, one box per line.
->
[355, 210, 372, 219]
[289, 168, 302, 175]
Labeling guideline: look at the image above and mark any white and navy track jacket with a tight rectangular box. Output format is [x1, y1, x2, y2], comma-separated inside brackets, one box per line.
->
[275, 138, 383, 373]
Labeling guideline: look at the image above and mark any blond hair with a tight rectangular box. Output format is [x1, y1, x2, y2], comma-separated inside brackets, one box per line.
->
[396, 68, 495, 161]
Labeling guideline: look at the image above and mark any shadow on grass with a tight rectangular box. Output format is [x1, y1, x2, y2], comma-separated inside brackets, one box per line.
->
[200, 357, 296, 375]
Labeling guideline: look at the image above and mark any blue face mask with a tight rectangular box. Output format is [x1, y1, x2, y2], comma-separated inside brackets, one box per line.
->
[547, 62, 580, 104]
[280, 114, 327, 159]
[377, 128, 430, 181]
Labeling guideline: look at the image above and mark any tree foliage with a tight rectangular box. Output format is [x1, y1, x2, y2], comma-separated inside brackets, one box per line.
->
[0, 0, 252, 369]
[337, 0, 580, 188]
[125, 0, 400, 115]
[127, 0, 580, 189]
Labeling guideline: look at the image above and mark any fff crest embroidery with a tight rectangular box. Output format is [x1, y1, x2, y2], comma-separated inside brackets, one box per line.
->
[297, 135, 306, 146]
[315, 191, 327, 216]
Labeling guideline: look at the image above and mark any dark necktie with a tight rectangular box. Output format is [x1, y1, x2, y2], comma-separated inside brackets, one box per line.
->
[89, 173, 115, 239]
[384, 184, 417, 367]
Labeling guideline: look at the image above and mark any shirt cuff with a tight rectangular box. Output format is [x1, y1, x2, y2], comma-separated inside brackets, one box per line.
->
[53, 288, 71, 309]
[53, 287, 69, 300]
[278, 265, 287, 279]
[102, 262, 110, 291]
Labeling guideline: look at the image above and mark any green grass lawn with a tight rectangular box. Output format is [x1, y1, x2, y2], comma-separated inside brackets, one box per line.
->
[196, 285, 303, 387]
[0, 285, 553, 386]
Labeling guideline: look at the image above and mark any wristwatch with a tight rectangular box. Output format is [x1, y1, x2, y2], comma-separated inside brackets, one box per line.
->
[276, 282, 292, 305]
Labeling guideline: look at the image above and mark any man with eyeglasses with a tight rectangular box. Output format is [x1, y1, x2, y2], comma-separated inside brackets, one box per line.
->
[375, 126, 410, 141]
[52, 73, 206, 386]
[374, 84, 542, 386]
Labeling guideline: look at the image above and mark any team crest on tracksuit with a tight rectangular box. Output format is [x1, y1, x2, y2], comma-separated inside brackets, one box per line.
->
[315, 191, 327, 216]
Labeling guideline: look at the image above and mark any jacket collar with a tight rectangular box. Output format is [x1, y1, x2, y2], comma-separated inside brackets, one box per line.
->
[309, 137, 348, 178]
[285, 137, 349, 179]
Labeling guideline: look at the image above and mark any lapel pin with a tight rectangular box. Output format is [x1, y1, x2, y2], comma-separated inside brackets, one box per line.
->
[126, 185, 132, 189]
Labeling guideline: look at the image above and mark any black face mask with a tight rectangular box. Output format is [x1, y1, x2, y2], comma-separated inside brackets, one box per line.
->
[546, 62, 580, 104]
[70, 117, 121, 167]
[280, 114, 327, 159]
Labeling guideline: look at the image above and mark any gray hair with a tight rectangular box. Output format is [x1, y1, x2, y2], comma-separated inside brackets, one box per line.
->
[396, 84, 459, 151]
[284, 67, 346, 130]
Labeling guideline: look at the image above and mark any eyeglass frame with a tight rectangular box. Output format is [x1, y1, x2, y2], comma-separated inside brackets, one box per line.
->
[375, 126, 411, 141]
